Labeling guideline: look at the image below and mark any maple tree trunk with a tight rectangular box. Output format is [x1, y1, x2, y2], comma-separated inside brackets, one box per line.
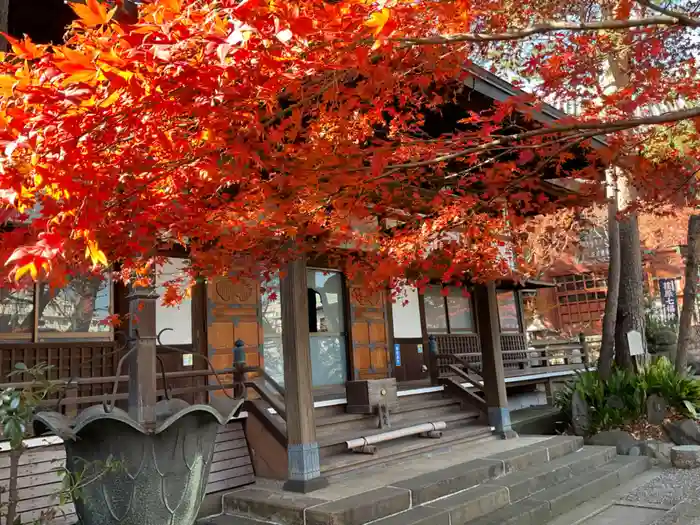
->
[676, 214, 700, 373]
[598, 171, 620, 380]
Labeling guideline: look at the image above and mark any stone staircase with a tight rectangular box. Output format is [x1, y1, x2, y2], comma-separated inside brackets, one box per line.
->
[201, 436, 651, 525]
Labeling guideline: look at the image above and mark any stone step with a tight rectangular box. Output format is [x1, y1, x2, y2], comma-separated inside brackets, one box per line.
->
[482, 445, 617, 502]
[464, 456, 651, 525]
[221, 436, 584, 525]
[390, 436, 585, 505]
[199, 514, 278, 525]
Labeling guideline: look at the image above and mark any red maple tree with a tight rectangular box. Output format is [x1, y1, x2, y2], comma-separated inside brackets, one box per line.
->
[0, 0, 697, 292]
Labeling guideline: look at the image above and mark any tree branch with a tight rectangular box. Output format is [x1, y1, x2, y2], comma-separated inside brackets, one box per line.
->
[399, 16, 699, 45]
[635, 0, 700, 26]
[381, 105, 700, 173]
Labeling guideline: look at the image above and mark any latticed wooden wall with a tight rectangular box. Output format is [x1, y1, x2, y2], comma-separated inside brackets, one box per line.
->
[433, 334, 481, 377]
[433, 333, 529, 377]
[0, 341, 123, 412]
[500, 334, 528, 371]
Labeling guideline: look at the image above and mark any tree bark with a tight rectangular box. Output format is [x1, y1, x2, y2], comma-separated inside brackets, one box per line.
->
[598, 170, 620, 379]
[5, 448, 21, 525]
[676, 214, 700, 373]
[614, 178, 646, 371]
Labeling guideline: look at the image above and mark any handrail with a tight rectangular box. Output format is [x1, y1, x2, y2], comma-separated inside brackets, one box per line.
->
[439, 353, 484, 381]
[245, 378, 287, 421]
[258, 369, 285, 398]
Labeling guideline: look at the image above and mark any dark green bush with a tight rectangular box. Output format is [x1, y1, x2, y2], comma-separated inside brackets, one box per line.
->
[554, 357, 700, 435]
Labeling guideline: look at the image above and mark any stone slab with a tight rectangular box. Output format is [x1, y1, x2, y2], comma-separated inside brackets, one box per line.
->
[467, 499, 552, 525]
[305, 486, 411, 525]
[392, 458, 504, 505]
[671, 445, 700, 469]
[224, 488, 327, 525]
[598, 456, 652, 481]
[529, 467, 622, 516]
[198, 514, 278, 525]
[541, 435, 585, 459]
[578, 504, 664, 525]
[367, 504, 450, 525]
[485, 446, 616, 502]
[426, 484, 509, 524]
[486, 436, 582, 474]
[486, 442, 550, 473]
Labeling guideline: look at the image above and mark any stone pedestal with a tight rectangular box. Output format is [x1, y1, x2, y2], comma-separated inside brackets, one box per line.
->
[671, 445, 700, 469]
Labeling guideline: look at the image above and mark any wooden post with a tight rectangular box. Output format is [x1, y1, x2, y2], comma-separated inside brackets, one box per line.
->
[474, 282, 515, 438]
[281, 258, 327, 492]
[428, 335, 440, 385]
[0, 0, 8, 52]
[127, 284, 158, 432]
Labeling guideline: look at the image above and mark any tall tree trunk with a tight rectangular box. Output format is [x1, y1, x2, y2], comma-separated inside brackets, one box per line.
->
[676, 214, 700, 373]
[614, 198, 645, 370]
[598, 170, 620, 379]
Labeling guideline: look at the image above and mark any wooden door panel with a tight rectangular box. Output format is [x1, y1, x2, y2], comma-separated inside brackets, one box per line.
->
[350, 287, 391, 380]
[207, 276, 263, 398]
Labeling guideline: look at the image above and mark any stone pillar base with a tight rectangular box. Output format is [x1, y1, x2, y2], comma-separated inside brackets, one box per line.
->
[488, 406, 516, 439]
[284, 442, 328, 493]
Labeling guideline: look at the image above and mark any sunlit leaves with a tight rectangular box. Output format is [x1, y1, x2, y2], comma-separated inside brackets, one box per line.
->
[70, 0, 117, 27]
[0, 0, 696, 296]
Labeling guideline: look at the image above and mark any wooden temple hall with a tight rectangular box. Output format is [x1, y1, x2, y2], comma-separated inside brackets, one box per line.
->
[0, 1, 598, 519]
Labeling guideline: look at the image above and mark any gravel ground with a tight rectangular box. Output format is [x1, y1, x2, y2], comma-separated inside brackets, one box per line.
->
[623, 469, 700, 525]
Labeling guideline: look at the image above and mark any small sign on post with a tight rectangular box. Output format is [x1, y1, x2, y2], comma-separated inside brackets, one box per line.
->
[627, 330, 645, 356]
[394, 343, 401, 366]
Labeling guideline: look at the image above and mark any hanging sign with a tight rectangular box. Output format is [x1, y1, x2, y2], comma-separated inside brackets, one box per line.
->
[394, 343, 402, 366]
[659, 278, 679, 322]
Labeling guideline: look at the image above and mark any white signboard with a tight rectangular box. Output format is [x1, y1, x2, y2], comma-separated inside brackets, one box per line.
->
[627, 330, 645, 356]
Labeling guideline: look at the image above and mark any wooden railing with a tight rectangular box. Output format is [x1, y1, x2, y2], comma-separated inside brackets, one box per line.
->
[429, 336, 487, 414]
[432, 333, 590, 382]
[0, 366, 255, 418]
[526, 334, 591, 371]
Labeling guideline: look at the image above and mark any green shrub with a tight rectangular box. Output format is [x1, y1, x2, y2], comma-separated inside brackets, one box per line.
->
[554, 357, 700, 435]
[641, 356, 700, 417]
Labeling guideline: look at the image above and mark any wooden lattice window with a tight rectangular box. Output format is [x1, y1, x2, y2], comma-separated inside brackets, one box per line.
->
[554, 273, 607, 333]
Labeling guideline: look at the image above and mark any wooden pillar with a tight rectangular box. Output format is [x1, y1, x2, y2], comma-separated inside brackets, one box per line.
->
[281, 258, 328, 492]
[0, 0, 8, 53]
[474, 282, 515, 438]
[127, 284, 158, 432]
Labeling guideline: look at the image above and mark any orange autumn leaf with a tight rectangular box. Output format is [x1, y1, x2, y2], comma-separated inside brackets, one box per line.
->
[160, 0, 182, 13]
[365, 8, 390, 37]
[70, 0, 117, 27]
